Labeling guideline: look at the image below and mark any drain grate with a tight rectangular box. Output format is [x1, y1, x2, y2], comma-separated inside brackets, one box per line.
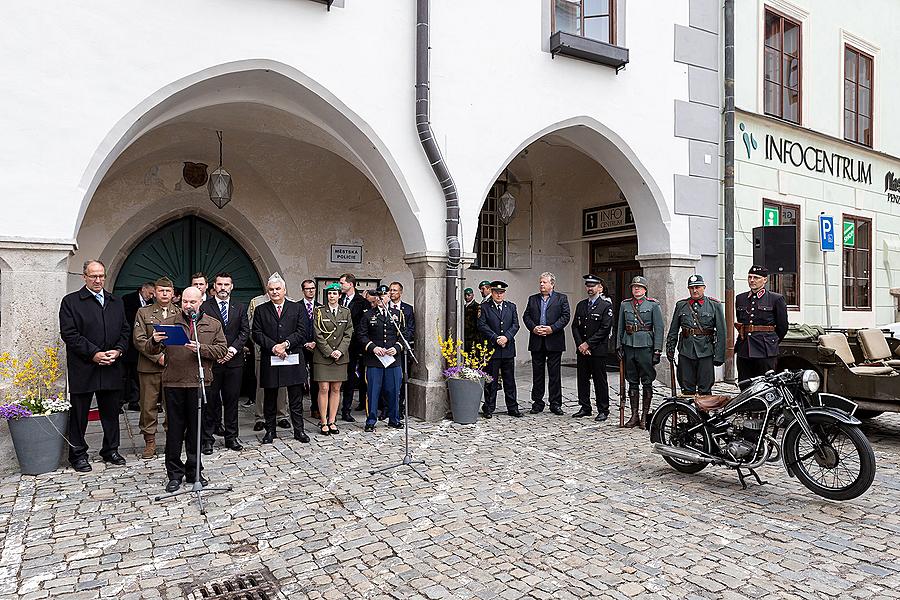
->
[186, 569, 282, 600]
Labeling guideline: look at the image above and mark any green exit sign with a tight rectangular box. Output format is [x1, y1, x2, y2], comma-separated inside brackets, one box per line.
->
[843, 221, 855, 247]
[763, 206, 780, 226]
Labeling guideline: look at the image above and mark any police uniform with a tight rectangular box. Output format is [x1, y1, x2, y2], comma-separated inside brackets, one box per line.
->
[735, 265, 789, 383]
[665, 274, 725, 395]
[571, 275, 614, 420]
[357, 285, 406, 431]
[476, 281, 521, 418]
[616, 276, 664, 428]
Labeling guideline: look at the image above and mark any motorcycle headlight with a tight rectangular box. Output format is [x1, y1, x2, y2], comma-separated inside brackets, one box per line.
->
[801, 370, 821, 394]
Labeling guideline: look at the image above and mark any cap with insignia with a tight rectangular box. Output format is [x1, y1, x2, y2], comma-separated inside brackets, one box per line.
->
[630, 276, 649, 291]
[490, 280, 508, 291]
[748, 265, 769, 277]
[324, 282, 341, 292]
[464, 287, 473, 295]
[687, 274, 705, 287]
[155, 276, 174, 288]
[583, 274, 601, 285]
[375, 284, 390, 295]
[478, 280, 492, 288]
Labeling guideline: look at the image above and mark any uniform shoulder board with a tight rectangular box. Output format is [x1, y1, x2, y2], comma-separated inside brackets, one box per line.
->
[708, 296, 721, 303]
[622, 297, 633, 302]
[646, 297, 658, 303]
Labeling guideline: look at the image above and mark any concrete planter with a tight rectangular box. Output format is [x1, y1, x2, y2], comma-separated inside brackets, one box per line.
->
[7, 411, 68, 475]
[447, 378, 483, 425]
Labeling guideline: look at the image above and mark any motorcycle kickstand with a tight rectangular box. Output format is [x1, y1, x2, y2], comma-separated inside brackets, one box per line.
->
[736, 468, 767, 490]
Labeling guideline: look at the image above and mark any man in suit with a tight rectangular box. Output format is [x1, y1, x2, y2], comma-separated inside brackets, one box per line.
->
[734, 265, 789, 384]
[477, 281, 522, 419]
[385, 281, 414, 417]
[571, 274, 614, 421]
[666, 274, 726, 395]
[359, 285, 406, 432]
[201, 272, 250, 453]
[121, 282, 155, 410]
[251, 273, 310, 444]
[248, 293, 291, 431]
[616, 276, 664, 429]
[132, 277, 176, 459]
[299, 279, 320, 418]
[523, 272, 571, 416]
[339, 273, 369, 422]
[58, 260, 130, 472]
[190, 272, 209, 302]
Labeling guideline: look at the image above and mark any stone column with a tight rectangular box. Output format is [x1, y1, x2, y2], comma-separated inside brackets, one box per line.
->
[404, 252, 449, 422]
[636, 252, 701, 386]
[0, 241, 75, 474]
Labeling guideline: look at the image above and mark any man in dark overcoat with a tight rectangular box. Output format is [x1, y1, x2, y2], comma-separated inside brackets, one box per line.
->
[476, 281, 522, 419]
[735, 265, 789, 384]
[571, 274, 614, 421]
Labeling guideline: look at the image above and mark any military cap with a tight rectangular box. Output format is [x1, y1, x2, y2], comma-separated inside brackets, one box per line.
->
[478, 280, 492, 288]
[375, 284, 390, 295]
[464, 287, 473, 295]
[687, 274, 705, 287]
[154, 276, 174, 288]
[324, 282, 341, 292]
[490, 280, 508, 291]
[630, 276, 649, 291]
[583, 274, 602, 285]
[748, 265, 769, 277]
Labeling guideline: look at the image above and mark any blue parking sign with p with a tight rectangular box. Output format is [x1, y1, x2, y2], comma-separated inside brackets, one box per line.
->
[819, 214, 835, 252]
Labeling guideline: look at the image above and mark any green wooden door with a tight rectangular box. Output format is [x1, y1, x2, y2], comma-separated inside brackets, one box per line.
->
[114, 216, 263, 306]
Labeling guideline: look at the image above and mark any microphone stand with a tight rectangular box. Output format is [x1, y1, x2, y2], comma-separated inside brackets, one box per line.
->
[369, 300, 428, 482]
[155, 312, 232, 515]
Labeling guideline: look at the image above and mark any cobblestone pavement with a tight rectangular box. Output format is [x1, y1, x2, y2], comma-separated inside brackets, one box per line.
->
[1, 367, 899, 599]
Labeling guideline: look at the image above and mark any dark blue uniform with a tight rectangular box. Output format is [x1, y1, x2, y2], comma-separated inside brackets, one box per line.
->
[358, 305, 405, 427]
[734, 288, 788, 382]
[477, 299, 520, 415]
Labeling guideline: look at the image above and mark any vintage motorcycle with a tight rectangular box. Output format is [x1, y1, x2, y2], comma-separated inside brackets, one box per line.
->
[648, 369, 876, 501]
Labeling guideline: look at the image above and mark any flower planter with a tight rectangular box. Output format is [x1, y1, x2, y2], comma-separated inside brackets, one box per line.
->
[447, 378, 483, 425]
[7, 411, 69, 475]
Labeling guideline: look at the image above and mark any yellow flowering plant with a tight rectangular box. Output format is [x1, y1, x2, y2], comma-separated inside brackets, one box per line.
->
[0, 347, 70, 419]
[437, 332, 495, 382]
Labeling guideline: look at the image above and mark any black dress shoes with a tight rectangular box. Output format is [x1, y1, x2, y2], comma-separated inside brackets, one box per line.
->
[294, 431, 310, 443]
[387, 421, 403, 429]
[72, 458, 92, 472]
[126, 402, 140, 412]
[572, 408, 592, 418]
[165, 479, 181, 493]
[103, 452, 126, 466]
[595, 413, 609, 422]
[225, 439, 243, 451]
[201, 443, 214, 455]
[529, 407, 543, 414]
[508, 410, 523, 417]
[550, 406, 565, 416]
[482, 412, 493, 419]
[277, 418, 291, 429]
[341, 412, 356, 423]
[261, 431, 276, 444]
[253, 421, 265, 432]
[364, 423, 375, 432]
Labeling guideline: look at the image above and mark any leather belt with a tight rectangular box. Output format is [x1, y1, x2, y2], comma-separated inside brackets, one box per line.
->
[734, 323, 775, 340]
[681, 326, 714, 336]
[625, 324, 653, 334]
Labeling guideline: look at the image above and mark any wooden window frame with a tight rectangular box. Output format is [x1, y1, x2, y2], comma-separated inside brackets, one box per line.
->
[842, 214, 872, 311]
[552, 0, 616, 46]
[473, 182, 507, 270]
[843, 45, 874, 148]
[762, 199, 801, 310]
[763, 7, 802, 125]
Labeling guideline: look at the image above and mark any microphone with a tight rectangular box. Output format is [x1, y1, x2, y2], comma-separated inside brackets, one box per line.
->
[187, 310, 199, 321]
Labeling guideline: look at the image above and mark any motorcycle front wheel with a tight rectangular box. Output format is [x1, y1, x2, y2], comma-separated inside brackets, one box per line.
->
[649, 402, 712, 474]
[783, 417, 876, 501]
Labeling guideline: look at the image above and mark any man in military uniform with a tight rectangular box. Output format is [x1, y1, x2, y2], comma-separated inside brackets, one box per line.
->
[358, 284, 406, 432]
[734, 265, 789, 384]
[572, 274, 614, 421]
[665, 274, 726, 396]
[463, 287, 480, 352]
[478, 280, 493, 302]
[616, 276, 664, 428]
[476, 281, 522, 419]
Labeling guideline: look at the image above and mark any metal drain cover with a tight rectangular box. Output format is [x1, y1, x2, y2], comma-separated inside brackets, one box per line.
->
[186, 569, 284, 600]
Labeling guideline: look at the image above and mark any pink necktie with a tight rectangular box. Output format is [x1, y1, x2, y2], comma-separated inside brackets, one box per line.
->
[276, 305, 282, 318]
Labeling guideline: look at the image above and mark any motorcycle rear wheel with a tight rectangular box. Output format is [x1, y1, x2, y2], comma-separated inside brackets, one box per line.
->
[783, 417, 875, 501]
[649, 403, 712, 474]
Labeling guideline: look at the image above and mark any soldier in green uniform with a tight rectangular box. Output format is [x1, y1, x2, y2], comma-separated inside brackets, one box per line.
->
[665, 274, 726, 396]
[616, 276, 664, 428]
[463, 287, 480, 352]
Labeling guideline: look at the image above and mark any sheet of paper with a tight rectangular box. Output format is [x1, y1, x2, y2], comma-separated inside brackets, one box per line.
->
[378, 354, 396, 368]
[271, 353, 300, 366]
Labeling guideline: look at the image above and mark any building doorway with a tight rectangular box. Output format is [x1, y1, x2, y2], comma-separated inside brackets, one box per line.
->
[590, 238, 642, 362]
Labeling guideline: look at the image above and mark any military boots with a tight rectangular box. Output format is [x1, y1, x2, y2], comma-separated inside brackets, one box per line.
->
[624, 388, 641, 428]
[639, 386, 653, 430]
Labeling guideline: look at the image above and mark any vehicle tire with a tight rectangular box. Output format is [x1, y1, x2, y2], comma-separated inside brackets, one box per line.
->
[649, 402, 712, 474]
[853, 409, 883, 420]
[783, 415, 876, 501]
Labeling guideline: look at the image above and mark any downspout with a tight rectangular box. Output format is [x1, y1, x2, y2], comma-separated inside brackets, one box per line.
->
[416, 0, 461, 340]
[723, 0, 736, 383]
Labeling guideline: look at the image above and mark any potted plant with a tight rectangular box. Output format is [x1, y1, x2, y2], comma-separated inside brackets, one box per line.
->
[438, 333, 493, 424]
[0, 347, 71, 475]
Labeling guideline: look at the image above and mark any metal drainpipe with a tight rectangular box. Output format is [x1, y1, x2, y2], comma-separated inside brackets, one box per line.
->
[416, 0, 461, 341]
[724, 0, 736, 383]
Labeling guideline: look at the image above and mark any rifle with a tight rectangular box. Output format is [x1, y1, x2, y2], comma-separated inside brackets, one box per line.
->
[668, 356, 677, 397]
[618, 354, 626, 427]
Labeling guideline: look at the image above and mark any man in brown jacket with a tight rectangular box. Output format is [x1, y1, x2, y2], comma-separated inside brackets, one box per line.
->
[151, 287, 227, 492]
[132, 277, 176, 459]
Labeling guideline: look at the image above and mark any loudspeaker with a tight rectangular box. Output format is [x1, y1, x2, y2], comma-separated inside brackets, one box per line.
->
[752, 225, 797, 274]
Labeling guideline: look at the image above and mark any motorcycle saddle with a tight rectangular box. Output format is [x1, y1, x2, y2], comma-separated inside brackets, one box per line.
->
[693, 395, 731, 412]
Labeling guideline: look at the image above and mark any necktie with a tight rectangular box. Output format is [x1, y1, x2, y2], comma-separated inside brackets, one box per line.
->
[276, 304, 282, 318]
[307, 301, 313, 322]
[220, 301, 229, 326]
[95, 292, 104, 307]
[332, 307, 337, 316]
[162, 307, 168, 319]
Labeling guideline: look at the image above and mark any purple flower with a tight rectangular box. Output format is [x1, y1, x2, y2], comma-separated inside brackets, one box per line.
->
[0, 403, 33, 420]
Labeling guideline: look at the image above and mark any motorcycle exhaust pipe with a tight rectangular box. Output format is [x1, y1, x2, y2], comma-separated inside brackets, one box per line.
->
[652, 443, 716, 464]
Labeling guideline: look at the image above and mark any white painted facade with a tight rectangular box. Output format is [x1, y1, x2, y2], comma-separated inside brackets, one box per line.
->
[733, 0, 900, 327]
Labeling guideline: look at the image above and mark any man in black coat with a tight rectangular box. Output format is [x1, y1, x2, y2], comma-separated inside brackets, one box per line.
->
[299, 279, 321, 418]
[384, 281, 415, 418]
[251, 273, 310, 444]
[476, 281, 522, 419]
[571, 274, 614, 421]
[58, 260, 130, 472]
[339, 273, 369, 421]
[522, 272, 571, 416]
[121, 282, 154, 410]
[201, 272, 250, 453]
[735, 265, 789, 384]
